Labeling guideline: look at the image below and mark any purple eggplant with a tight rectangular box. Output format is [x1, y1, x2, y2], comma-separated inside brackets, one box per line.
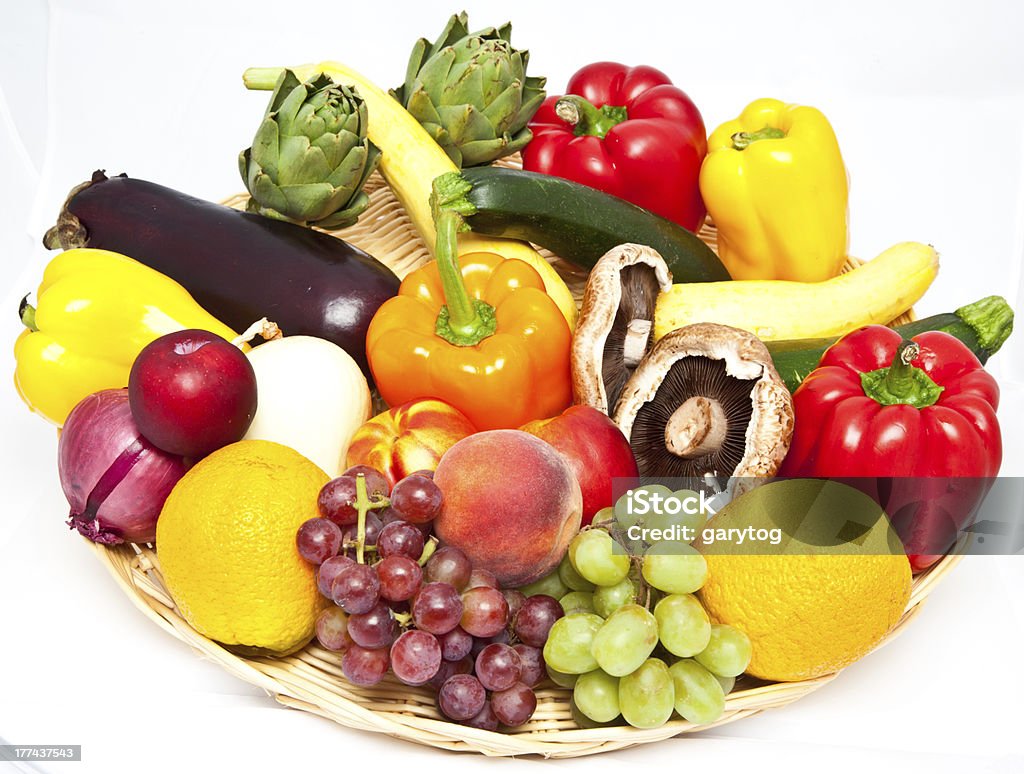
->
[44, 171, 399, 375]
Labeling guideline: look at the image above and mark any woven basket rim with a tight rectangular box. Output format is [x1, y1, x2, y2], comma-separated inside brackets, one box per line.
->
[90, 153, 934, 757]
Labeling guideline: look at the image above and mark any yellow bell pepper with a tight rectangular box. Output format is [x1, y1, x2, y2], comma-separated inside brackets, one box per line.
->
[14, 248, 238, 426]
[699, 98, 849, 282]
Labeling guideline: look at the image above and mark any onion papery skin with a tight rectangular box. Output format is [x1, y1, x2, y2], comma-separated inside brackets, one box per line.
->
[58, 389, 189, 544]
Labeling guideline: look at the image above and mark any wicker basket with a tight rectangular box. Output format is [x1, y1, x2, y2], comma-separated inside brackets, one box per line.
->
[89, 156, 949, 758]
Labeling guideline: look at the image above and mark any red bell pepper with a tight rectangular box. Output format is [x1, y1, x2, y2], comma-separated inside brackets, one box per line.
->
[522, 61, 707, 232]
[780, 326, 1002, 571]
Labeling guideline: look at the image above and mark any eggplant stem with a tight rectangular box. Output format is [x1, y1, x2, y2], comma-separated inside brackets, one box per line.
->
[231, 317, 283, 349]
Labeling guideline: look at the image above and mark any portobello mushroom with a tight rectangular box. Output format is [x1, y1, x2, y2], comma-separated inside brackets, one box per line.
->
[571, 244, 673, 414]
[613, 323, 793, 479]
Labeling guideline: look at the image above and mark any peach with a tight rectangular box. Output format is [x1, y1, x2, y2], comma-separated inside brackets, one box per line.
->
[433, 430, 583, 588]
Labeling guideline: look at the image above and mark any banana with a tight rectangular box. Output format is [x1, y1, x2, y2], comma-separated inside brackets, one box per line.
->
[244, 62, 579, 329]
[653, 242, 939, 342]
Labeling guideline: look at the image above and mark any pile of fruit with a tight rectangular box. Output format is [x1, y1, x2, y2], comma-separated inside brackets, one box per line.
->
[15, 11, 1014, 738]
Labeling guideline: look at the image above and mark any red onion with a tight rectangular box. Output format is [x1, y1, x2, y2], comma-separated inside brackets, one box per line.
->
[58, 389, 188, 544]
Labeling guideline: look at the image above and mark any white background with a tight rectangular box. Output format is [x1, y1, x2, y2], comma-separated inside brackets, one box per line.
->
[2, 1, 1023, 772]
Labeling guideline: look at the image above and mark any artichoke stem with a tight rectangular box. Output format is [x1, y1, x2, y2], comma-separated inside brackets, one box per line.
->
[243, 67, 285, 91]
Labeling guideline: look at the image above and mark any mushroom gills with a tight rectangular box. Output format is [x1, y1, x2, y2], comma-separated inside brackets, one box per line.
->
[602, 264, 662, 411]
[629, 356, 758, 478]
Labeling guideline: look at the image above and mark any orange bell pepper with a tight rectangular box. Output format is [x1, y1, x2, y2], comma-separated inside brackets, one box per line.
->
[366, 178, 572, 430]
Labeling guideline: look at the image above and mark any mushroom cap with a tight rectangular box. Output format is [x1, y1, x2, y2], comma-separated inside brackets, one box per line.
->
[571, 243, 673, 414]
[613, 322, 794, 479]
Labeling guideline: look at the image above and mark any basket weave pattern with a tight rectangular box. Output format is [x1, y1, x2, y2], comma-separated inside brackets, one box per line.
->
[91, 157, 941, 757]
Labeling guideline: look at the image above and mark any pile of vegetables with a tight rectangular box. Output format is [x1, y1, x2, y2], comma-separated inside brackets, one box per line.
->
[13, 8, 1016, 738]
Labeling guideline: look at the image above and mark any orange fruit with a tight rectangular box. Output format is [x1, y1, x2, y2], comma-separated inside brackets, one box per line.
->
[156, 440, 328, 655]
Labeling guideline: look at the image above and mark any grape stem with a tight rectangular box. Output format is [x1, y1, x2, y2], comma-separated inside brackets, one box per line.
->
[352, 474, 391, 565]
[418, 536, 439, 566]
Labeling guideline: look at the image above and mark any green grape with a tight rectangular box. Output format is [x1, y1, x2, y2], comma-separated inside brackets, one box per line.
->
[573, 670, 621, 723]
[592, 577, 637, 618]
[560, 591, 596, 615]
[569, 695, 618, 729]
[654, 594, 711, 657]
[695, 624, 752, 678]
[591, 604, 658, 677]
[669, 659, 725, 725]
[569, 529, 630, 587]
[615, 484, 674, 521]
[619, 658, 674, 729]
[559, 554, 596, 592]
[543, 613, 604, 674]
[546, 664, 579, 688]
[715, 674, 736, 695]
[518, 569, 569, 600]
[590, 506, 615, 526]
[642, 541, 707, 594]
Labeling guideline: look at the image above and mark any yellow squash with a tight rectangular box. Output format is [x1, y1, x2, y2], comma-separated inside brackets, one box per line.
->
[14, 248, 238, 426]
[243, 62, 578, 329]
[654, 242, 938, 342]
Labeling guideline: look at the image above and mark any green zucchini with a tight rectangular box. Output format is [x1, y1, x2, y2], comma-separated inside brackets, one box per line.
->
[767, 296, 1014, 392]
[434, 168, 730, 283]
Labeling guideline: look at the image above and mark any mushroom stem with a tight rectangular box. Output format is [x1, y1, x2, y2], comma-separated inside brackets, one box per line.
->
[623, 319, 652, 368]
[665, 397, 728, 459]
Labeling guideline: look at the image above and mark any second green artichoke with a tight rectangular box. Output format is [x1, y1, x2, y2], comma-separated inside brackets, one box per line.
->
[392, 12, 547, 167]
[240, 69, 380, 229]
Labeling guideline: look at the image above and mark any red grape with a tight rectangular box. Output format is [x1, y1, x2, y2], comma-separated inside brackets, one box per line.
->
[317, 555, 355, 599]
[347, 601, 397, 649]
[503, 590, 527, 621]
[318, 476, 359, 526]
[377, 555, 423, 602]
[391, 474, 443, 524]
[390, 630, 442, 686]
[409, 469, 435, 479]
[330, 563, 380, 614]
[342, 645, 390, 686]
[315, 607, 353, 652]
[339, 512, 383, 555]
[490, 682, 537, 727]
[471, 629, 510, 659]
[512, 644, 544, 688]
[438, 674, 486, 721]
[428, 655, 473, 690]
[461, 586, 509, 638]
[377, 520, 425, 561]
[514, 595, 564, 647]
[296, 517, 343, 564]
[412, 582, 463, 635]
[475, 643, 522, 692]
[464, 701, 499, 731]
[341, 465, 391, 500]
[438, 626, 473, 662]
[466, 568, 498, 589]
[425, 546, 471, 589]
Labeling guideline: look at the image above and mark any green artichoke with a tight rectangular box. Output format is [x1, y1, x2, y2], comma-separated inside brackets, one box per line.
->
[239, 69, 380, 229]
[392, 12, 546, 167]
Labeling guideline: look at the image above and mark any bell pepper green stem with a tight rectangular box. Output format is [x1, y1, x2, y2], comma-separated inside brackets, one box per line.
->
[555, 95, 628, 140]
[430, 173, 498, 346]
[19, 296, 37, 332]
[955, 295, 1014, 358]
[731, 126, 787, 150]
[860, 339, 944, 409]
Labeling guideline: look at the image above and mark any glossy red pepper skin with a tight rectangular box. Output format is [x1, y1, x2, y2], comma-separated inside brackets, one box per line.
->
[780, 326, 1002, 571]
[523, 62, 707, 232]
